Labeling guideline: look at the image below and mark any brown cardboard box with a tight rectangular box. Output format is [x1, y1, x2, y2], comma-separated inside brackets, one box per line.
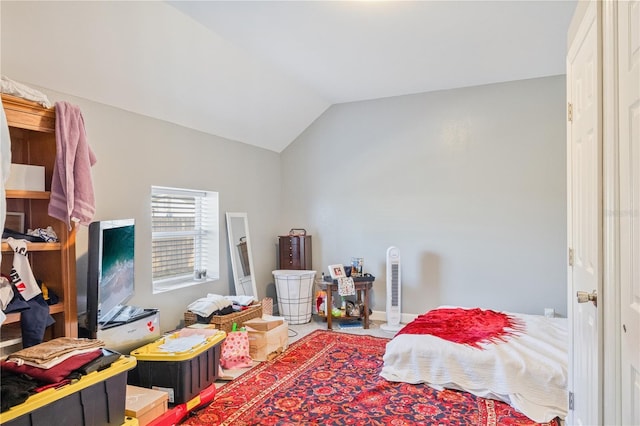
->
[246, 321, 289, 361]
[243, 316, 284, 331]
[125, 385, 169, 426]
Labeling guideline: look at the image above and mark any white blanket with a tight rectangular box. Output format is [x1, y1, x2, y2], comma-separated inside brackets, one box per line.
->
[380, 310, 568, 423]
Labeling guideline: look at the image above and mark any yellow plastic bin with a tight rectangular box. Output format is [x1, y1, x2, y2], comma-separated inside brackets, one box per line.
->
[128, 330, 226, 405]
[0, 355, 137, 426]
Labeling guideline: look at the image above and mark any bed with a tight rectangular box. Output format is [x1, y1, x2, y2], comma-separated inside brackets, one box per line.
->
[380, 306, 568, 424]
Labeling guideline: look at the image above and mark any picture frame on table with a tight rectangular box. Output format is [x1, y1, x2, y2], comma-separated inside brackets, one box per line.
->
[328, 264, 346, 280]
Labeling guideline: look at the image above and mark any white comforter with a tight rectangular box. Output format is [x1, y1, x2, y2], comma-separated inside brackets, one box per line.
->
[380, 310, 568, 423]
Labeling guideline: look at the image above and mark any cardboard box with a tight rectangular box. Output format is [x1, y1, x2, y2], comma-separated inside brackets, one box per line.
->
[247, 321, 289, 361]
[6, 164, 45, 191]
[243, 316, 285, 331]
[125, 385, 169, 426]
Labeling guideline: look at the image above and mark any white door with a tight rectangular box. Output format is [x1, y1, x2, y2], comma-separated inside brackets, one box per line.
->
[567, 1, 602, 425]
[618, 1, 640, 424]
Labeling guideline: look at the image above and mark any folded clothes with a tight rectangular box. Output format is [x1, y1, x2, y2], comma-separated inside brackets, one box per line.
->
[196, 305, 236, 324]
[6, 337, 104, 365]
[4, 347, 102, 370]
[1, 349, 102, 384]
[226, 295, 256, 306]
[187, 294, 232, 317]
[159, 335, 206, 353]
[177, 328, 221, 338]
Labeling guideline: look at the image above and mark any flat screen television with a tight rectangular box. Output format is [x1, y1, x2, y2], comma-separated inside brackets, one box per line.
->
[85, 218, 135, 335]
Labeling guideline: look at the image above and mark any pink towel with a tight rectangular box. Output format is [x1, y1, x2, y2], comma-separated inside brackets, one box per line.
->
[48, 102, 97, 229]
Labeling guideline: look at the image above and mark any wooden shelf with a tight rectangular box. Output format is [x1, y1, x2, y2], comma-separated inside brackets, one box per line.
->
[1, 93, 55, 133]
[315, 312, 362, 320]
[2, 302, 65, 325]
[2, 241, 62, 253]
[0, 336, 22, 349]
[0, 324, 22, 349]
[5, 189, 50, 200]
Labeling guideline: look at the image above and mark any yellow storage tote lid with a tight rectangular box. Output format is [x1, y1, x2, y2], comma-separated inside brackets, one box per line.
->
[130, 329, 226, 362]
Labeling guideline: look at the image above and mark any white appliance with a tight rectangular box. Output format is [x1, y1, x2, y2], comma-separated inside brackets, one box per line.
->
[96, 309, 160, 354]
[381, 246, 402, 333]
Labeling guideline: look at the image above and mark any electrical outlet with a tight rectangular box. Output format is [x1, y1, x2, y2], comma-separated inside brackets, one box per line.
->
[544, 308, 555, 318]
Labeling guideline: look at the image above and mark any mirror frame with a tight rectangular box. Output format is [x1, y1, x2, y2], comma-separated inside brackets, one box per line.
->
[225, 212, 258, 299]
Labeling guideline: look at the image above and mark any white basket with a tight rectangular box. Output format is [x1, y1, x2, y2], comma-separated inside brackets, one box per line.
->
[272, 270, 316, 325]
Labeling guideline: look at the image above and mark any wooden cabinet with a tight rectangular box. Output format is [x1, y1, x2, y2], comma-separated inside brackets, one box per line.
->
[1, 94, 78, 350]
[278, 234, 312, 270]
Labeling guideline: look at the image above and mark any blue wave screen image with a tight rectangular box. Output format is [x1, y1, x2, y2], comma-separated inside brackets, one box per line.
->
[99, 225, 135, 319]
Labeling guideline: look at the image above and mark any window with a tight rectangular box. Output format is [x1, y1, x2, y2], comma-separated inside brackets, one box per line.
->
[151, 186, 219, 293]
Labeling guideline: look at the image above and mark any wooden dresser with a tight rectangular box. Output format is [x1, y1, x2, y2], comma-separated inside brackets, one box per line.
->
[278, 232, 312, 270]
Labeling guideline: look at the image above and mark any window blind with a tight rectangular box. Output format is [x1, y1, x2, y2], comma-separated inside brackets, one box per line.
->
[151, 186, 210, 286]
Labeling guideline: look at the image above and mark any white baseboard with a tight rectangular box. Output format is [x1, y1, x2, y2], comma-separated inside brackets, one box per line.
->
[369, 310, 386, 321]
[370, 310, 418, 325]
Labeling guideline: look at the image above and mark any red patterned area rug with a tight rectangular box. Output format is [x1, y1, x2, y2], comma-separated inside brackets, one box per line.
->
[181, 330, 559, 426]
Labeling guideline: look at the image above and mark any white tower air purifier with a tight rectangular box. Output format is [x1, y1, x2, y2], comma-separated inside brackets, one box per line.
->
[381, 246, 402, 333]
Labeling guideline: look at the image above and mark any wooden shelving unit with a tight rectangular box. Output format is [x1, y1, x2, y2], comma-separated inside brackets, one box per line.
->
[318, 276, 374, 330]
[1, 94, 78, 350]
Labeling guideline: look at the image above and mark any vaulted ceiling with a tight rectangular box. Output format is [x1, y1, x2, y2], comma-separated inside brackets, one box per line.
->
[0, 1, 576, 152]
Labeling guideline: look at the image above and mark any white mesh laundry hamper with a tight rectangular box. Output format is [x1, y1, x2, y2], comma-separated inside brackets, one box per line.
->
[272, 270, 316, 324]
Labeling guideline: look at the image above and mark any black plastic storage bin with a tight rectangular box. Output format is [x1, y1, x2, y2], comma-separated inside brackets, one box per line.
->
[127, 331, 225, 405]
[0, 356, 136, 426]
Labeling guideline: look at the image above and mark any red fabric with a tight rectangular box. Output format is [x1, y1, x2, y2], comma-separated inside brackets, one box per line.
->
[1, 349, 102, 383]
[180, 330, 557, 426]
[397, 307, 525, 349]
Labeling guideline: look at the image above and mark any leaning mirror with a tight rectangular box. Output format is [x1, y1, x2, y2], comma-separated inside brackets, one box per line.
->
[226, 212, 258, 299]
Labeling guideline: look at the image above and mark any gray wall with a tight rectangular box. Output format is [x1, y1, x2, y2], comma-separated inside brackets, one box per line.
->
[280, 76, 567, 317]
[10, 75, 567, 333]
[37, 88, 282, 333]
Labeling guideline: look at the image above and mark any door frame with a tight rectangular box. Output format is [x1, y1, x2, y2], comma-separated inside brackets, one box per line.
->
[568, 0, 622, 423]
[601, 0, 621, 423]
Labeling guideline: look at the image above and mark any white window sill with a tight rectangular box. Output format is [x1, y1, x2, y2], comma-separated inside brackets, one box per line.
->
[152, 278, 216, 295]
